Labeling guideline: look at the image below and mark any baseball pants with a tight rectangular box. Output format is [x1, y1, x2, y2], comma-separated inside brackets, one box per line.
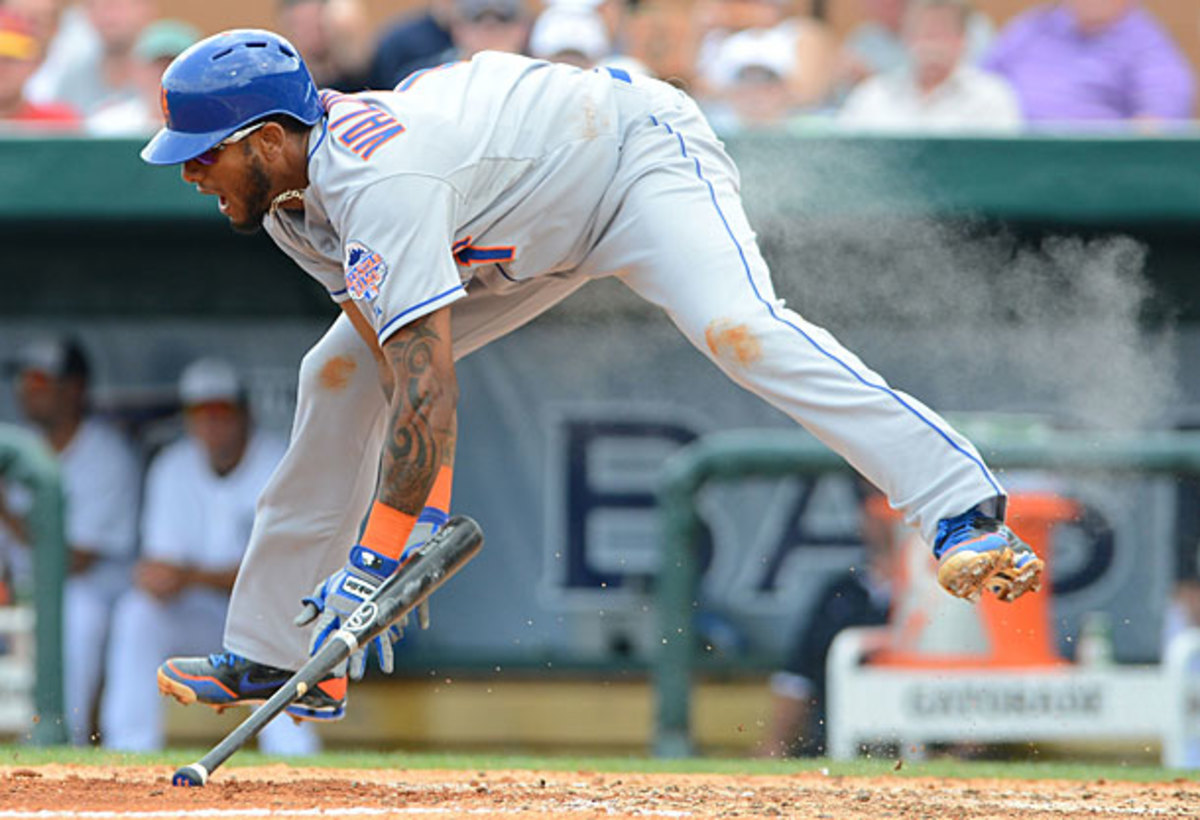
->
[63, 558, 129, 745]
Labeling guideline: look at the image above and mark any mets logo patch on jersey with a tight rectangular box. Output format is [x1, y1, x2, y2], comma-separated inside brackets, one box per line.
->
[345, 241, 387, 301]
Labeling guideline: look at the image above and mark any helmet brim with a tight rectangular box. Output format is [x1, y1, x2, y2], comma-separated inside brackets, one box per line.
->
[140, 125, 235, 166]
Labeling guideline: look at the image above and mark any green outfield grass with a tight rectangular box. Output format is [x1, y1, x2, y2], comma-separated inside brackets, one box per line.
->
[0, 745, 1194, 783]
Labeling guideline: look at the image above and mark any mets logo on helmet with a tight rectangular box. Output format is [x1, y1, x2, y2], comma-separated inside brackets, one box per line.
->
[345, 240, 387, 301]
[159, 85, 170, 123]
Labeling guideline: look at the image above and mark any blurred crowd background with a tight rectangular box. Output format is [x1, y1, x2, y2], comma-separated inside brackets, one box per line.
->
[1, 0, 1198, 138]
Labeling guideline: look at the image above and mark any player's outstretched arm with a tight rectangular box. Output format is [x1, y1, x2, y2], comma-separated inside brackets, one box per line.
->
[296, 306, 459, 677]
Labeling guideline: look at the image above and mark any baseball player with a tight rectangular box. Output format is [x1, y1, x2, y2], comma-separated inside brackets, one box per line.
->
[143, 29, 1042, 721]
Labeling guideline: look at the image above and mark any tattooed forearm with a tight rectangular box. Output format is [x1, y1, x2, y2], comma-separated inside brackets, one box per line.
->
[378, 308, 458, 514]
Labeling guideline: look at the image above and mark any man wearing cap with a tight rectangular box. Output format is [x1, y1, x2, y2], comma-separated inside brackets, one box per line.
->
[528, 5, 609, 70]
[701, 24, 812, 136]
[440, 0, 530, 63]
[141, 30, 1043, 723]
[0, 337, 139, 744]
[0, 9, 78, 125]
[99, 358, 318, 753]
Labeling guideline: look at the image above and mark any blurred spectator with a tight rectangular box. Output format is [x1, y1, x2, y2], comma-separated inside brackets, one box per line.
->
[1164, 578, 1200, 767]
[837, 0, 993, 95]
[529, 5, 610, 69]
[277, 0, 372, 91]
[693, 0, 835, 108]
[441, 0, 530, 62]
[760, 488, 896, 758]
[36, 0, 154, 117]
[0, 337, 140, 745]
[541, 0, 649, 76]
[7, 0, 99, 106]
[100, 359, 317, 754]
[368, 0, 454, 90]
[838, 0, 1021, 134]
[702, 25, 824, 135]
[85, 18, 195, 135]
[982, 0, 1196, 126]
[0, 8, 78, 125]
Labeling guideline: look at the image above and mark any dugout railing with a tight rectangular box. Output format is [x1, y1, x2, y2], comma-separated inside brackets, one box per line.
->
[653, 427, 1200, 757]
[0, 423, 68, 745]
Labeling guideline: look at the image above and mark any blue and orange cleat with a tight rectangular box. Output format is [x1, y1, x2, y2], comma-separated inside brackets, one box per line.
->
[157, 652, 346, 722]
[933, 505, 1044, 603]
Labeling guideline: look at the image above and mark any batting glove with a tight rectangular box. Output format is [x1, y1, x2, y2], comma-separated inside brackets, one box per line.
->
[294, 546, 407, 679]
[294, 516, 440, 679]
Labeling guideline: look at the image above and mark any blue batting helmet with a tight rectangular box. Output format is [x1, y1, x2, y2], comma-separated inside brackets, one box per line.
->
[141, 29, 323, 166]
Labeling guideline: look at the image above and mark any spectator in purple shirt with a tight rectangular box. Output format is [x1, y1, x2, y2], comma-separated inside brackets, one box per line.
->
[982, 0, 1196, 126]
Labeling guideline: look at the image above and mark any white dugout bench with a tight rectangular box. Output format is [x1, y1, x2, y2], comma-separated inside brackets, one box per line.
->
[827, 626, 1200, 767]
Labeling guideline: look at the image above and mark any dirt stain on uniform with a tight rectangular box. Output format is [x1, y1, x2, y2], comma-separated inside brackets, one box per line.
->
[581, 94, 598, 140]
[705, 320, 762, 366]
[319, 356, 357, 391]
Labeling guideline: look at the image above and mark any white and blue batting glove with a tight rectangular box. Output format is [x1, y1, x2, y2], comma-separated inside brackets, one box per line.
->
[294, 513, 443, 678]
[294, 545, 406, 679]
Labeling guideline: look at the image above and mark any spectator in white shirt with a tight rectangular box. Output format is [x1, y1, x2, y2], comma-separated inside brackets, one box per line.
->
[838, 0, 1021, 134]
[0, 337, 140, 745]
[100, 358, 318, 754]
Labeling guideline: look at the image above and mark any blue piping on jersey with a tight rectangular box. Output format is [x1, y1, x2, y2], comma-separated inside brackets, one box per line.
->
[377, 284, 466, 341]
[308, 119, 328, 162]
[329, 287, 348, 298]
[646, 114, 1003, 499]
[495, 263, 518, 283]
[395, 61, 459, 92]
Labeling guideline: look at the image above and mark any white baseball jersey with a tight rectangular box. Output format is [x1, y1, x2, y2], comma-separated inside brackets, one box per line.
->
[141, 431, 285, 570]
[61, 419, 141, 559]
[1, 418, 140, 563]
[265, 52, 642, 344]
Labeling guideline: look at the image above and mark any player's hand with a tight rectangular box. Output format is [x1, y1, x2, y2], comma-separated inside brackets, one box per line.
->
[294, 516, 440, 678]
[135, 559, 191, 601]
[293, 545, 408, 679]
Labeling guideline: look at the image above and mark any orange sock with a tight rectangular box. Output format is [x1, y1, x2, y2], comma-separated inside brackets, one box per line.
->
[360, 466, 454, 560]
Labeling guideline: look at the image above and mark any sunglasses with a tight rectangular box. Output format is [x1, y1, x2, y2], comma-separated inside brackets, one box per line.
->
[194, 121, 269, 166]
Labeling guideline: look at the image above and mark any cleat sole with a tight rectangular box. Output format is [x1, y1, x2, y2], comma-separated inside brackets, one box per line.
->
[937, 547, 1044, 604]
[156, 668, 266, 711]
[157, 669, 198, 706]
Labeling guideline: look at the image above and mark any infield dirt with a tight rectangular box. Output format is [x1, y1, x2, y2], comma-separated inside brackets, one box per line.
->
[3, 764, 1200, 818]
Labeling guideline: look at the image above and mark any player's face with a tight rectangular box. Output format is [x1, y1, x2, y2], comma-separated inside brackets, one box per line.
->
[14, 370, 57, 424]
[185, 401, 249, 473]
[14, 370, 81, 428]
[181, 141, 274, 234]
